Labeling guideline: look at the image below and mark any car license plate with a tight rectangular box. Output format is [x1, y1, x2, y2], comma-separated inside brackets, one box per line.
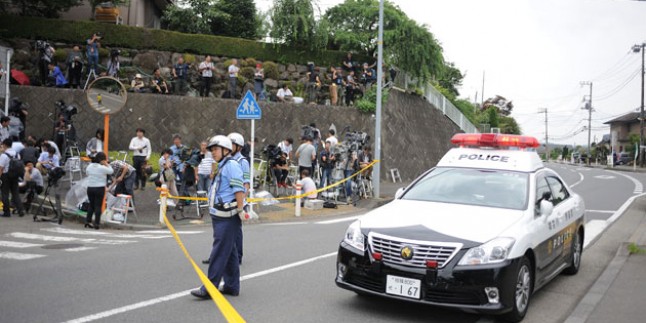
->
[386, 275, 421, 299]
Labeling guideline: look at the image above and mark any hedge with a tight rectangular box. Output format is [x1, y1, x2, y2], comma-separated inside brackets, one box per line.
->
[0, 15, 367, 67]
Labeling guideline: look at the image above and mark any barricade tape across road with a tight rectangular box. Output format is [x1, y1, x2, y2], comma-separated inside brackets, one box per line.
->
[155, 160, 378, 322]
[164, 160, 380, 203]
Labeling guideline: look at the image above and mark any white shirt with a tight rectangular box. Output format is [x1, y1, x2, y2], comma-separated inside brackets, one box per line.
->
[11, 142, 25, 154]
[86, 163, 114, 187]
[278, 141, 292, 155]
[129, 136, 151, 159]
[199, 61, 213, 78]
[0, 148, 16, 174]
[277, 88, 293, 99]
[0, 126, 9, 142]
[198, 153, 215, 175]
[228, 64, 239, 78]
[301, 177, 317, 199]
[325, 136, 338, 147]
[21, 168, 43, 187]
[46, 140, 61, 159]
[86, 137, 103, 157]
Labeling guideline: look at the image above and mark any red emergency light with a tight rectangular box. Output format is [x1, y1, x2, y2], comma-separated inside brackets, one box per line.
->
[451, 133, 540, 149]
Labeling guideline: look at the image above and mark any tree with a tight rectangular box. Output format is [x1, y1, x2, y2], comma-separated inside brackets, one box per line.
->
[210, 0, 257, 39]
[499, 116, 521, 135]
[8, 0, 82, 18]
[256, 9, 272, 40]
[437, 62, 464, 98]
[88, 1, 129, 20]
[325, 0, 445, 82]
[482, 95, 513, 116]
[487, 107, 499, 128]
[161, 3, 211, 34]
[270, 0, 315, 47]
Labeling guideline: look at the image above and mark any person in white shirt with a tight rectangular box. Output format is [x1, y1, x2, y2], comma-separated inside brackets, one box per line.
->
[325, 129, 338, 148]
[277, 137, 294, 160]
[128, 128, 151, 191]
[0, 117, 10, 142]
[19, 161, 44, 213]
[86, 129, 104, 158]
[277, 84, 293, 102]
[196, 140, 216, 193]
[228, 58, 239, 98]
[199, 55, 214, 97]
[10, 137, 25, 155]
[84, 152, 114, 229]
[36, 144, 60, 174]
[296, 169, 318, 201]
[1, 138, 25, 217]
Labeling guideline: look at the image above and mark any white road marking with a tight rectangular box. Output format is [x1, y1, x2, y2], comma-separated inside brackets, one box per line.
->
[61, 251, 338, 323]
[570, 172, 585, 188]
[316, 215, 361, 224]
[65, 247, 98, 252]
[585, 210, 616, 214]
[0, 251, 46, 260]
[135, 230, 203, 234]
[260, 222, 308, 226]
[608, 170, 643, 194]
[584, 220, 607, 248]
[41, 228, 111, 236]
[0, 240, 44, 248]
[8, 233, 136, 245]
[593, 175, 615, 180]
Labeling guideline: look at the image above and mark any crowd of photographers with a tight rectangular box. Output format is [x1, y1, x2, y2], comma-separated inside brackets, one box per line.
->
[32, 34, 395, 106]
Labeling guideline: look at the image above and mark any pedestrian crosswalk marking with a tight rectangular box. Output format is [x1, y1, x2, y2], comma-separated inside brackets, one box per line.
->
[40, 228, 171, 239]
[0, 251, 46, 260]
[7, 232, 135, 245]
[0, 240, 44, 248]
[65, 247, 98, 252]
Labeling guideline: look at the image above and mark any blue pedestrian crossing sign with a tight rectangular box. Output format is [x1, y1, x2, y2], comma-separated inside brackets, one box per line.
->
[236, 90, 262, 120]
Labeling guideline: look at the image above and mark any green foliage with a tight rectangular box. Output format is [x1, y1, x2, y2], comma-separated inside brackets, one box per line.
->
[256, 9, 271, 40]
[628, 243, 646, 255]
[263, 61, 279, 79]
[183, 53, 196, 64]
[242, 58, 257, 68]
[53, 49, 68, 63]
[499, 116, 521, 135]
[270, 0, 320, 49]
[161, 4, 211, 35]
[211, 0, 257, 39]
[239, 66, 255, 79]
[355, 86, 389, 113]
[325, 0, 445, 82]
[437, 62, 463, 98]
[0, 15, 351, 67]
[453, 99, 477, 126]
[486, 107, 499, 128]
[6, 0, 82, 18]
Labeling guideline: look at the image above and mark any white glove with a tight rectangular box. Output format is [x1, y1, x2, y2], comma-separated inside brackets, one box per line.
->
[238, 209, 250, 221]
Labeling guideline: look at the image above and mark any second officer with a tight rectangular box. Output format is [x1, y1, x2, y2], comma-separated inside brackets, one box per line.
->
[191, 135, 246, 298]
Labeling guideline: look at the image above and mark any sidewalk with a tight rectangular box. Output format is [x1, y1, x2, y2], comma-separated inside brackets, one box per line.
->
[49, 179, 411, 230]
[565, 196, 646, 323]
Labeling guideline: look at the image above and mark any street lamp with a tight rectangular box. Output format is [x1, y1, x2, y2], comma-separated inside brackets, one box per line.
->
[632, 43, 645, 167]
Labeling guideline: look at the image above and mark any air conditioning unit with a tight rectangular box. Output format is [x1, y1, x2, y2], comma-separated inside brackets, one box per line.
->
[490, 127, 501, 134]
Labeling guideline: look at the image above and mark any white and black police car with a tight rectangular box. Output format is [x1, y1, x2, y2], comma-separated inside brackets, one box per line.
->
[336, 133, 585, 322]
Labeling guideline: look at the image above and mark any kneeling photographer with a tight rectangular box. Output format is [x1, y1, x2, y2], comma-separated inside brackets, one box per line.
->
[19, 161, 44, 213]
[272, 151, 290, 188]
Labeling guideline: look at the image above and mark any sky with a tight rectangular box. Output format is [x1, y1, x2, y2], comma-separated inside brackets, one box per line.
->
[257, 0, 646, 147]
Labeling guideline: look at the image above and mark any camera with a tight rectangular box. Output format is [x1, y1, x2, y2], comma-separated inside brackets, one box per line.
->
[55, 100, 78, 121]
[110, 49, 120, 58]
[34, 40, 50, 52]
[48, 167, 66, 186]
[262, 144, 282, 162]
[95, 32, 103, 39]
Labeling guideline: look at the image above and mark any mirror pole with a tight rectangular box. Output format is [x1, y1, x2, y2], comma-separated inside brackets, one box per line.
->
[101, 114, 110, 213]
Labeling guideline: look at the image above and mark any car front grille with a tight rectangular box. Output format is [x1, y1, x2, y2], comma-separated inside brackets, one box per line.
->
[368, 232, 462, 269]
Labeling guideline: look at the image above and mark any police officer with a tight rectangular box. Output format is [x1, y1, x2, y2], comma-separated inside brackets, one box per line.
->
[228, 132, 250, 264]
[191, 135, 246, 299]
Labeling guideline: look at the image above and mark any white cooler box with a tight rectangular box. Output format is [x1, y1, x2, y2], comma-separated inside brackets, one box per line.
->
[304, 199, 324, 210]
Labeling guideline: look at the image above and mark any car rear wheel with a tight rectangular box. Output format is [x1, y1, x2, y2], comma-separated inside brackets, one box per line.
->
[563, 229, 582, 275]
[503, 256, 532, 322]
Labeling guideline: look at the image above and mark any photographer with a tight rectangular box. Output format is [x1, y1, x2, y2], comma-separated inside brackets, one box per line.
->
[53, 114, 68, 154]
[272, 151, 290, 188]
[0, 139, 25, 217]
[358, 145, 373, 179]
[277, 137, 294, 160]
[129, 128, 151, 191]
[343, 149, 358, 204]
[199, 55, 214, 97]
[37, 41, 55, 86]
[36, 144, 60, 175]
[172, 56, 189, 95]
[158, 148, 180, 207]
[86, 32, 102, 74]
[107, 49, 120, 78]
[86, 129, 104, 158]
[361, 62, 376, 90]
[109, 159, 136, 198]
[196, 141, 215, 193]
[320, 140, 336, 188]
[84, 152, 113, 230]
[295, 136, 316, 179]
[66, 46, 83, 89]
[19, 161, 44, 213]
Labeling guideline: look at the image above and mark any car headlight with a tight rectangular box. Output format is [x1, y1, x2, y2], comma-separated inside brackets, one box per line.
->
[343, 220, 364, 251]
[458, 237, 515, 266]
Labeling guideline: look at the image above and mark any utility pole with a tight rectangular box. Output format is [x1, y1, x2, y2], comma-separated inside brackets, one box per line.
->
[539, 108, 548, 161]
[633, 43, 645, 167]
[580, 81, 593, 166]
[481, 71, 485, 107]
[372, 0, 384, 199]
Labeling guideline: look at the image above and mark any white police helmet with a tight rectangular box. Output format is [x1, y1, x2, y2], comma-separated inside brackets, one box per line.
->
[227, 132, 245, 148]
[207, 135, 232, 151]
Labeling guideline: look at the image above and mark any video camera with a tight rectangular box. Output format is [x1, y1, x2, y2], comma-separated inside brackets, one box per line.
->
[9, 97, 26, 117]
[344, 130, 370, 152]
[262, 144, 282, 163]
[110, 49, 120, 59]
[55, 100, 78, 122]
[48, 167, 66, 186]
[34, 40, 51, 52]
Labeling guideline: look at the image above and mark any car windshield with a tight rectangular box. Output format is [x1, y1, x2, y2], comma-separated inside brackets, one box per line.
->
[402, 167, 529, 210]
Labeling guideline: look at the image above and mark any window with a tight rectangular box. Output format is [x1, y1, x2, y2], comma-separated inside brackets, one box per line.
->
[546, 176, 569, 206]
[535, 176, 552, 215]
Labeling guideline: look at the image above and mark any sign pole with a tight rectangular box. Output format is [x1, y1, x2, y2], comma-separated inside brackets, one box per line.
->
[3, 49, 12, 116]
[101, 113, 110, 213]
[250, 119, 255, 213]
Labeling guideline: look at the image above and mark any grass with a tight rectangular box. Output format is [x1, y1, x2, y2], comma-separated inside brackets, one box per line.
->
[627, 243, 646, 255]
[103, 151, 162, 173]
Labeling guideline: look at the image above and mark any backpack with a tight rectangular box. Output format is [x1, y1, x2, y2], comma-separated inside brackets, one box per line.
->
[4, 153, 25, 179]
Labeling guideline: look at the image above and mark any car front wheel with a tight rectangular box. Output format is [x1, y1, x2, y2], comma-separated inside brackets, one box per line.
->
[563, 229, 582, 275]
[503, 256, 533, 322]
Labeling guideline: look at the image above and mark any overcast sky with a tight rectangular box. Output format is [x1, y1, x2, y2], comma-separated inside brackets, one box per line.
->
[257, 0, 646, 147]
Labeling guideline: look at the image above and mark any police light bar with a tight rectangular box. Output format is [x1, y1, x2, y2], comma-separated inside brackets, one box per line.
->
[451, 133, 540, 149]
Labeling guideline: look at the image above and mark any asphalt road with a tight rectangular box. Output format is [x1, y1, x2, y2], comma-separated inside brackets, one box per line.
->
[0, 163, 643, 323]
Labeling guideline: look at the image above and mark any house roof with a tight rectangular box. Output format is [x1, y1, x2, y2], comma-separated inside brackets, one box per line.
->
[604, 112, 640, 125]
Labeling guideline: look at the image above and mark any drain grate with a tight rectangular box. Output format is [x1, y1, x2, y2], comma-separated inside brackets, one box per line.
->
[41, 243, 85, 250]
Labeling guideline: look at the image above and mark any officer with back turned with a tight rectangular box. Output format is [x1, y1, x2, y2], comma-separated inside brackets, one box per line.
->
[191, 135, 247, 299]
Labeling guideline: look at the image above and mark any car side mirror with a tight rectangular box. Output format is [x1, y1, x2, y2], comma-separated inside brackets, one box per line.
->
[395, 187, 405, 199]
[539, 200, 554, 217]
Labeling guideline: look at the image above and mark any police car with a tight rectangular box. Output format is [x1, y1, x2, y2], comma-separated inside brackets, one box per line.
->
[335, 133, 585, 322]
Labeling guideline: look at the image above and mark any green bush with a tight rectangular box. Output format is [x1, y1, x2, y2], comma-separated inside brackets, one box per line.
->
[239, 67, 255, 80]
[0, 15, 369, 67]
[242, 57, 257, 68]
[183, 53, 196, 64]
[356, 87, 389, 113]
[53, 49, 67, 63]
[263, 61, 279, 80]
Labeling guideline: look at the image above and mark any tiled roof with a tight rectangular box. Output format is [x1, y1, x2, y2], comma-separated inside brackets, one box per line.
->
[604, 112, 640, 124]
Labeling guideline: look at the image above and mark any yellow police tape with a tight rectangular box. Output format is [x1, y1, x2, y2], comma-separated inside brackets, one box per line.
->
[165, 160, 380, 203]
[159, 188, 246, 323]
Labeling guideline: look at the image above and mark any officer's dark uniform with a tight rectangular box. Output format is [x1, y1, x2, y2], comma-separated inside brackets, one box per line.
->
[232, 150, 250, 263]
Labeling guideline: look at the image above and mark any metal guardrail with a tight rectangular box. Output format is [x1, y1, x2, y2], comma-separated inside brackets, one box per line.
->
[394, 72, 478, 133]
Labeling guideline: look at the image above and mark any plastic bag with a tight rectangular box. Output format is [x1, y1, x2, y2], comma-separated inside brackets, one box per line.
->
[65, 177, 89, 208]
[253, 190, 279, 206]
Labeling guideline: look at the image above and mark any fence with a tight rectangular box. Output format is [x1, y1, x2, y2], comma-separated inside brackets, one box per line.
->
[394, 71, 478, 134]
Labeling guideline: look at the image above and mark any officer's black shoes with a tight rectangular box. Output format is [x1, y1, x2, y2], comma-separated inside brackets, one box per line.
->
[219, 287, 239, 297]
[201, 259, 210, 264]
[190, 288, 210, 299]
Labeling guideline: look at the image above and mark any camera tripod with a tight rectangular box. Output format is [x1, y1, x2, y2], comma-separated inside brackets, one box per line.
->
[83, 68, 98, 90]
[33, 180, 64, 224]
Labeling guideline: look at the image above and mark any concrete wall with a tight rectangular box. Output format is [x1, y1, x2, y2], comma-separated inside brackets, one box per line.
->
[10, 85, 461, 181]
